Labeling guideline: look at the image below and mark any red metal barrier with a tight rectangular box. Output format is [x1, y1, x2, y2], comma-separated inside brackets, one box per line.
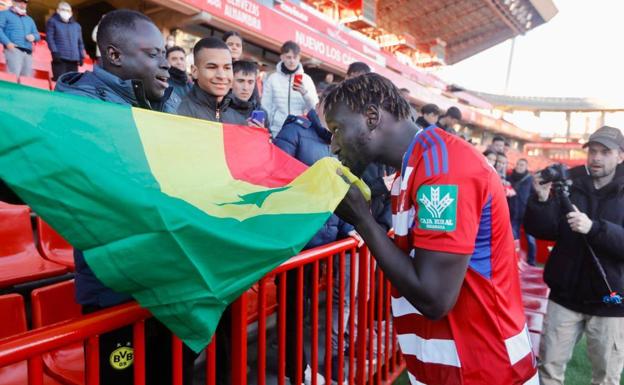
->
[0, 238, 405, 385]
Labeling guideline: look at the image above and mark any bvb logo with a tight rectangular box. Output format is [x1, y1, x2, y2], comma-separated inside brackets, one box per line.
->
[109, 346, 134, 370]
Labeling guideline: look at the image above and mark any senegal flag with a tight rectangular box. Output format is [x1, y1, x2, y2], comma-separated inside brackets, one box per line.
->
[0, 81, 367, 352]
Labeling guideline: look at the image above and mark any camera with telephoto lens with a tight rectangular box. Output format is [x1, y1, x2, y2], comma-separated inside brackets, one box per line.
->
[538, 163, 570, 184]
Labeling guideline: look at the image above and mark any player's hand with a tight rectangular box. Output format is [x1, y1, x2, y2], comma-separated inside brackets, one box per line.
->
[335, 182, 370, 228]
[533, 174, 552, 202]
[567, 205, 592, 234]
[26, 34, 35, 42]
[292, 81, 307, 96]
[348, 230, 364, 247]
[6, 42, 16, 50]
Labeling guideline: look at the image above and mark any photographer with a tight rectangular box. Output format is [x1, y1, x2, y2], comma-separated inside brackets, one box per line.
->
[524, 126, 624, 385]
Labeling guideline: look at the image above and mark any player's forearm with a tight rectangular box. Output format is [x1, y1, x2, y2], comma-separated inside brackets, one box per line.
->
[354, 215, 444, 319]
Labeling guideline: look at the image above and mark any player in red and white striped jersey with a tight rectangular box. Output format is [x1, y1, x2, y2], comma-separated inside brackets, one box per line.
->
[324, 73, 537, 385]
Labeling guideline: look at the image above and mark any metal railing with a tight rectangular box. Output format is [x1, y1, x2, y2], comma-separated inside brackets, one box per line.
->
[0, 238, 405, 385]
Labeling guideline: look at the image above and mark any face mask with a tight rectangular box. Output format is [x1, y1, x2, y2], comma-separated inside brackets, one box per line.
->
[59, 10, 72, 22]
[12, 6, 27, 16]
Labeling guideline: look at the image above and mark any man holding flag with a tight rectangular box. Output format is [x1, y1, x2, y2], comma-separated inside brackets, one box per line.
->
[54, 9, 193, 385]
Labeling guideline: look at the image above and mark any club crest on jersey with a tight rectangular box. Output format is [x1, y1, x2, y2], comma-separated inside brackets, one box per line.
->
[417, 185, 457, 231]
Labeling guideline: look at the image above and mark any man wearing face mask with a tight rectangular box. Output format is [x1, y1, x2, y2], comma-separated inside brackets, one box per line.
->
[46, 2, 85, 81]
[0, 0, 40, 77]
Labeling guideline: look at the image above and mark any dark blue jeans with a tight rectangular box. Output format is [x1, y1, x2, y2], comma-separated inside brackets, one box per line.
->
[512, 221, 537, 265]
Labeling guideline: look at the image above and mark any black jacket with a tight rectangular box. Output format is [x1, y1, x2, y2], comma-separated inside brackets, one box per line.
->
[176, 84, 248, 124]
[167, 67, 192, 100]
[415, 116, 431, 130]
[524, 165, 624, 316]
[56, 66, 180, 113]
[55, 66, 178, 307]
[508, 171, 533, 224]
[230, 95, 270, 131]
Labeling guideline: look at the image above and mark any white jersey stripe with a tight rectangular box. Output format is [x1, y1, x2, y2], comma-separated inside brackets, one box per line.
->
[401, 167, 414, 191]
[505, 324, 532, 366]
[407, 372, 427, 385]
[391, 177, 401, 196]
[524, 371, 539, 385]
[393, 208, 415, 236]
[397, 333, 461, 367]
[391, 295, 423, 317]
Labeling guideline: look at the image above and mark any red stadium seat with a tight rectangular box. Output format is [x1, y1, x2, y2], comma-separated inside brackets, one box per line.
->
[0, 293, 63, 385]
[0, 205, 68, 288]
[524, 310, 545, 333]
[18, 76, 51, 90]
[521, 282, 550, 298]
[0, 71, 17, 83]
[36, 217, 75, 270]
[31, 280, 84, 385]
[31, 38, 52, 81]
[522, 294, 548, 314]
[0, 293, 26, 339]
[0, 46, 5, 71]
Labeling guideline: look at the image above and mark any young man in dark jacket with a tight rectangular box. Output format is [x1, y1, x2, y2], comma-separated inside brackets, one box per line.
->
[177, 37, 246, 125]
[46, 2, 85, 80]
[508, 158, 536, 264]
[166, 45, 192, 99]
[525, 126, 624, 385]
[55, 9, 191, 385]
[437, 106, 462, 135]
[230, 60, 269, 130]
[415, 103, 440, 129]
[275, 109, 356, 385]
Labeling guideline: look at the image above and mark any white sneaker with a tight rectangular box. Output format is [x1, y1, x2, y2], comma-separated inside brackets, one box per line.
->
[304, 365, 326, 385]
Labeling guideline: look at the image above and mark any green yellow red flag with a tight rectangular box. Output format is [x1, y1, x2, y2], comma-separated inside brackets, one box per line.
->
[0, 81, 368, 351]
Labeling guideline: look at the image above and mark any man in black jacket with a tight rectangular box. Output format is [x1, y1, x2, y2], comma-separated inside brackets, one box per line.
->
[525, 126, 624, 385]
[166, 45, 192, 99]
[508, 158, 536, 265]
[1, 9, 190, 385]
[437, 106, 462, 134]
[415, 103, 440, 129]
[177, 37, 247, 125]
[56, 9, 190, 385]
[230, 60, 269, 130]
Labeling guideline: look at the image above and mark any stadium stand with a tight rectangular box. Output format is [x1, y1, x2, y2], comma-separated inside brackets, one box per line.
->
[31, 280, 84, 385]
[0, 205, 68, 288]
[0, 293, 64, 385]
[0, 71, 17, 83]
[36, 218, 75, 271]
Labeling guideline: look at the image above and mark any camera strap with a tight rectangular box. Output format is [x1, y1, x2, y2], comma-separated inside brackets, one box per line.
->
[559, 190, 622, 305]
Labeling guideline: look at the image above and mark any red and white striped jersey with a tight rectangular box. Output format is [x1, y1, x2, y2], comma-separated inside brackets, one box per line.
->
[390, 127, 537, 385]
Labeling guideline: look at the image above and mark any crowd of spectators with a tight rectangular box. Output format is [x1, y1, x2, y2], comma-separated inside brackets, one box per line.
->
[1, 3, 623, 385]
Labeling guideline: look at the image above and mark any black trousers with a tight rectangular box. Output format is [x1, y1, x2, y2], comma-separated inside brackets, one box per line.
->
[83, 305, 197, 385]
[51, 59, 78, 81]
[278, 266, 313, 382]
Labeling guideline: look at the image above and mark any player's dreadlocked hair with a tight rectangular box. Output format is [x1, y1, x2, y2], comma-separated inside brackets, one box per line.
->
[323, 73, 412, 121]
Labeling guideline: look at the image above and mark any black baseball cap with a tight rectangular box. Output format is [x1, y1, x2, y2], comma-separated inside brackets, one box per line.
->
[583, 126, 624, 151]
